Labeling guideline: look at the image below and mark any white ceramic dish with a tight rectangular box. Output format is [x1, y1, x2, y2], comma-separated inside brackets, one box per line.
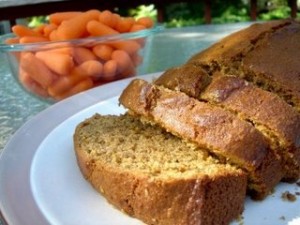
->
[0, 72, 300, 225]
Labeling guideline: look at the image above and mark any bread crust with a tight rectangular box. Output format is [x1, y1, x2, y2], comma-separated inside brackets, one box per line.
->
[119, 79, 283, 199]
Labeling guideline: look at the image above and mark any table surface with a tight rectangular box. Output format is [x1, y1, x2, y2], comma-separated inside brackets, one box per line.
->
[0, 22, 252, 154]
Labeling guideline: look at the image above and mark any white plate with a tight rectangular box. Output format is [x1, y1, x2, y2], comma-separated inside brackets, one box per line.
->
[0, 72, 300, 225]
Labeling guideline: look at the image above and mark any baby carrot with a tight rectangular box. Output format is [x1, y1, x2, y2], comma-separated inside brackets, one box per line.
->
[56, 9, 101, 40]
[34, 24, 46, 35]
[102, 60, 117, 81]
[49, 30, 59, 41]
[85, 9, 102, 20]
[49, 11, 82, 25]
[136, 17, 154, 28]
[46, 46, 74, 55]
[111, 50, 135, 75]
[87, 20, 119, 36]
[73, 47, 97, 65]
[115, 17, 135, 33]
[12, 24, 42, 37]
[98, 10, 118, 28]
[92, 44, 114, 61]
[111, 40, 141, 55]
[54, 78, 93, 100]
[112, 50, 136, 78]
[112, 13, 121, 28]
[20, 52, 56, 88]
[43, 23, 58, 37]
[19, 69, 49, 98]
[47, 67, 87, 96]
[77, 60, 103, 77]
[35, 51, 74, 76]
[19, 36, 49, 44]
[5, 37, 20, 44]
[130, 24, 147, 32]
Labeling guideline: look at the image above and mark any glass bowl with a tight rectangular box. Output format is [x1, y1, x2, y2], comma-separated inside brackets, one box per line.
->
[0, 26, 162, 102]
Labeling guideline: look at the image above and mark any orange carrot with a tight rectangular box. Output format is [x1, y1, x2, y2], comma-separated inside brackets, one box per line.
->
[86, 20, 119, 36]
[49, 11, 82, 25]
[20, 52, 56, 88]
[92, 44, 114, 61]
[43, 23, 58, 37]
[34, 24, 46, 35]
[98, 10, 118, 28]
[115, 17, 135, 33]
[112, 50, 136, 78]
[47, 67, 87, 96]
[102, 60, 117, 80]
[19, 69, 49, 97]
[130, 24, 147, 32]
[54, 78, 93, 100]
[35, 51, 74, 75]
[77, 60, 103, 77]
[85, 9, 101, 20]
[112, 13, 121, 28]
[46, 46, 74, 55]
[56, 9, 101, 40]
[12, 25, 42, 37]
[111, 50, 134, 74]
[73, 47, 97, 65]
[111, 40, 141, 55]
[136, 17, 154, 28]
[49, 30, 59, 41]
[19, 36, 49, 44]
[5, 37, 20, 44]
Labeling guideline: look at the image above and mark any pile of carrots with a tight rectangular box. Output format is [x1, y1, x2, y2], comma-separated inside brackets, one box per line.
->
[5, 9, 154, 100]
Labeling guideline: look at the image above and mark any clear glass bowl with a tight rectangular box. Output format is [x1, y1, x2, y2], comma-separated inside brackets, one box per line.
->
[0, 26, 162, 102]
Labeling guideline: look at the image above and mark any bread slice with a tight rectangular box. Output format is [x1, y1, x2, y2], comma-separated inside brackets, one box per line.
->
[155, 69, 300, 181]
[119, 79, 284, 199]
[201, 75, 300, 181]
[187, 19, 300, 112]
[74, 114, 247, 225]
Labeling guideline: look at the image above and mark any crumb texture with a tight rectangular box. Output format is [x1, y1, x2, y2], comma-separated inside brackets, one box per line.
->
[74, 114, 247, 225]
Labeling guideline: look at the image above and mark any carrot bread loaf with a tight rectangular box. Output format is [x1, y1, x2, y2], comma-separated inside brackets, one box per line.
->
[119, 79, 284, 199]
[187, 19, 300, 112]
[155, 69, 300, 181]
[74, 114, 247, 225]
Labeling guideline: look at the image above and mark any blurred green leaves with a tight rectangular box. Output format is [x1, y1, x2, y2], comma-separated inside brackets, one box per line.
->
[129, 4, 157, 21]
[28, 16, 48, 28]
[27, 0, 299, 29]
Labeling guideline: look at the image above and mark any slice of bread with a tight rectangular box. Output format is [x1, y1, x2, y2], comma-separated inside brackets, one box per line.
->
[187, 20, 300, 112]
[74, 114, 247, 225]
[119, 79, 284, 199]
[202, 75, 300, 181]
[155, 69, 300, 182]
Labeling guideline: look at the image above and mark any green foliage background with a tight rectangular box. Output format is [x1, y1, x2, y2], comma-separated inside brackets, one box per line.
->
[28, 0, 300, 28]
[128, 0, 299, 27]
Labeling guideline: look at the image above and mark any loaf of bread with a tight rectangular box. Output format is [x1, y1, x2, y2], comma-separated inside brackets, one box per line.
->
[188, 19, 300, 112]
[119, 79, 283, 199]
[74, 114, 247, 225]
